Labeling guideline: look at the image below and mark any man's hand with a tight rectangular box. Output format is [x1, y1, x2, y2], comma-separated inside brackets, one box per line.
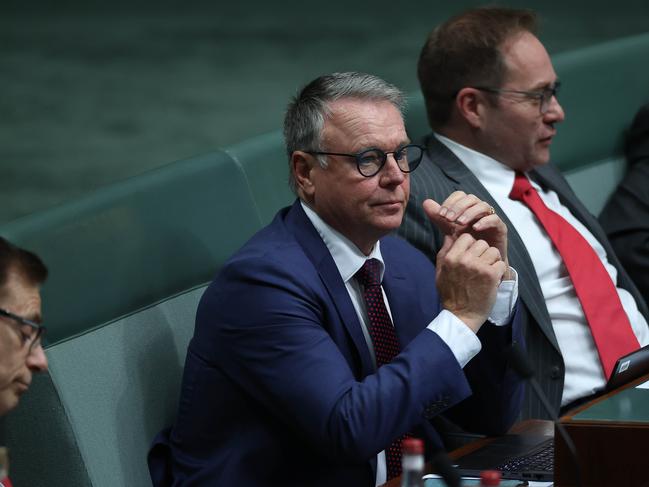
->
[436, 234, 508, 333]
[423, 192, 512, 280]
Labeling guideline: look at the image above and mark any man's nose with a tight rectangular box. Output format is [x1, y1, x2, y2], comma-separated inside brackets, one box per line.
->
[26, 344, 48, 372]
[544, 94, 565, 123]
[380, 154, 406, 184]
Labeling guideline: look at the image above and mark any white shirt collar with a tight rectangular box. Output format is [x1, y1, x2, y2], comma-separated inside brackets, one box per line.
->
[300, 201, 385, 283]
[433, 133, 543, 197]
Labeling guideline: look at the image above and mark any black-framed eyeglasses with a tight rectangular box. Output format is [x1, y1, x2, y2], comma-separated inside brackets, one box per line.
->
[472, 82, 561, 115]
[306, 144, 425, 178]
[0, 308, 46, 352]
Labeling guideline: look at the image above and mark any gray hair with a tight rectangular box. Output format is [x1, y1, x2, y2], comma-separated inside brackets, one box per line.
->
[283, 72, 405, 193]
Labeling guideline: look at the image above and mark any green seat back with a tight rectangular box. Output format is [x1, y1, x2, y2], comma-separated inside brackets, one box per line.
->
[552, 32, 649, 214]
[405, 91, 429, 142]
[3, 285, 205, 487]
[227, 132, 295, 225]
[0, 151, 261, 344]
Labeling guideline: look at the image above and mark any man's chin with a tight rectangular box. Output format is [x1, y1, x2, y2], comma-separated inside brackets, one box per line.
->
[0, 392, 19, 416]
[375, 214, 405, 234]
[533, 145, 552, 166]
[521, 155, 550, 172]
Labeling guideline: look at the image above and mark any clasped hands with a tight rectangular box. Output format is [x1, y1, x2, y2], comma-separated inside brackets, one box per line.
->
[424, 192, 511, 333]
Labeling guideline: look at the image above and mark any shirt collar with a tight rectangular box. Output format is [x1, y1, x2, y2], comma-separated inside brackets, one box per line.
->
[433, 133, 533, 198]
[300, 201, 385, 283]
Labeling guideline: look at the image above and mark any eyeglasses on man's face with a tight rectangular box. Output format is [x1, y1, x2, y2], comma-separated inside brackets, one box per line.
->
[471, 82, 561, 115]
[0, 308, 46, 352]
[306, 144, 425, 178]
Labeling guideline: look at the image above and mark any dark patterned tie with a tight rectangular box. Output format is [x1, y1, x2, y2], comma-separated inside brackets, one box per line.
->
[509, 172, 640, 378]
[355, 258, 407, 479]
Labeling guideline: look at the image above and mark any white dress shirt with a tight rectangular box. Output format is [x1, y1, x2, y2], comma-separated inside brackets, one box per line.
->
[436, 133, 649, 406]
[301, 201, 517, 485]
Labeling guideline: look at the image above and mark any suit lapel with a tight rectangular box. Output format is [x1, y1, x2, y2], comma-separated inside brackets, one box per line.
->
[427, 137, 561, 352]
[285, 201, 376, 376]
[380, 252, 420, 347]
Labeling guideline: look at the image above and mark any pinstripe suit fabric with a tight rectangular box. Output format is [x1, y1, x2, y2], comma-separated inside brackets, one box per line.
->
[398, 134, 649, 419]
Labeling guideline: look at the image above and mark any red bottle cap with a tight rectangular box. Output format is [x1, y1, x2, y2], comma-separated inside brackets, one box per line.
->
[480, 469, 502, 485]
[402, 437, 424, 454]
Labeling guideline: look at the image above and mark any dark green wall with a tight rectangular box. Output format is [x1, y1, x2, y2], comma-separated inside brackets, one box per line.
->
[1, 0, 648, 223]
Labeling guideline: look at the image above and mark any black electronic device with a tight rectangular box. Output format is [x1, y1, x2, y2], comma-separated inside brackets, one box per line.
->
[606, 344, 649, 391]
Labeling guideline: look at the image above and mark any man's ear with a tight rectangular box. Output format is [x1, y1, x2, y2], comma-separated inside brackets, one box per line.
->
[292, 151, 316, 199]
[455, 87, 486, 129]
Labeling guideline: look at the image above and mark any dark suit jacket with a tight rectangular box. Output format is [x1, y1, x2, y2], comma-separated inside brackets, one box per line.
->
[600, 104, 649, 301]
[399, 134, 649, 419]
[600, 160, 649, 301]
[149, 200, 523, 486]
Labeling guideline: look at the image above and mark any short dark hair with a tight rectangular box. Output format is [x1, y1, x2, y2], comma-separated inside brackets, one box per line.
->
[418, 6, 537, 130]
[0, 237, 48, 296]
[283, 72, 405, 193]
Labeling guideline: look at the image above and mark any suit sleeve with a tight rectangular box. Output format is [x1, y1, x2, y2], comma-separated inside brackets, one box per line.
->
[386, 239, 525, 437]
[397, 165, 524, 436]
[443, 304, 525, 436]
[191, 251, 472, 462]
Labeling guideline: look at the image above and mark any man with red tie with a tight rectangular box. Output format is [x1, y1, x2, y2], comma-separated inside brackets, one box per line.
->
[399, 6, 649, 419]
[149, 71, 524, 486]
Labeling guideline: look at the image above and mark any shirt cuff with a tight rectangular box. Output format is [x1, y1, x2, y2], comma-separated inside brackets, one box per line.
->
[427, 309, 482, 368]
[489, 266, 518, 326]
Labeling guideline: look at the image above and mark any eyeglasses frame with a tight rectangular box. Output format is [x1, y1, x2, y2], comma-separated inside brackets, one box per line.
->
[471, 82, 561, 114]
[0, 307, 46, 352]
[305, 144, 425, 178]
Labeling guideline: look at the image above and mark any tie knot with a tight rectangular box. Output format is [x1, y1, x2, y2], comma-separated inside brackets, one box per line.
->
[509, 172, 533, 201]
[356, 258, 382, 288]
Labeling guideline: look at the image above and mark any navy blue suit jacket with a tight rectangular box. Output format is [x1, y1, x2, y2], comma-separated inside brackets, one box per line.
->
[149, 201, 523, 486]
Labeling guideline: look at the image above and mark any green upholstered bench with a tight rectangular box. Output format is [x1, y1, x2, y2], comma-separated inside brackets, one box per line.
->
[0, 150, 261, 345]
[3, 285, 206, 487]
[0, 140, 295, 487]
[552, 32, 649, 214]
[0, 151, 263, 486]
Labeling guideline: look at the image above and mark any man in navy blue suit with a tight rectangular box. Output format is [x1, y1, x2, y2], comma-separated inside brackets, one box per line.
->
[149, 72, 524, 486]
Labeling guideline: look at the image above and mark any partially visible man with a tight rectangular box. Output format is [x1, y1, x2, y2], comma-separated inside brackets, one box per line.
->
[0, 236, 49, 487]
[149, 72, 523, 486]
[400, 7, 649, 419]
[600, 103, 649, 299]
[0, 237, 48, 416]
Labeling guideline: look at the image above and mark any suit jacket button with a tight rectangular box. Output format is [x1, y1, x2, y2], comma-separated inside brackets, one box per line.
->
[550, 365, 561, 380]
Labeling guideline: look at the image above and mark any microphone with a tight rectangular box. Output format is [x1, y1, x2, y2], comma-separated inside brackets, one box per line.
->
[507, 343, 582, 487]
[430, 449, 462, 487]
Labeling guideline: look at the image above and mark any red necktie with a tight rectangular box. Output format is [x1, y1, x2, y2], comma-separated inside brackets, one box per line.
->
[355, 258, 407, 480]
[509, 172, 640, 378]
